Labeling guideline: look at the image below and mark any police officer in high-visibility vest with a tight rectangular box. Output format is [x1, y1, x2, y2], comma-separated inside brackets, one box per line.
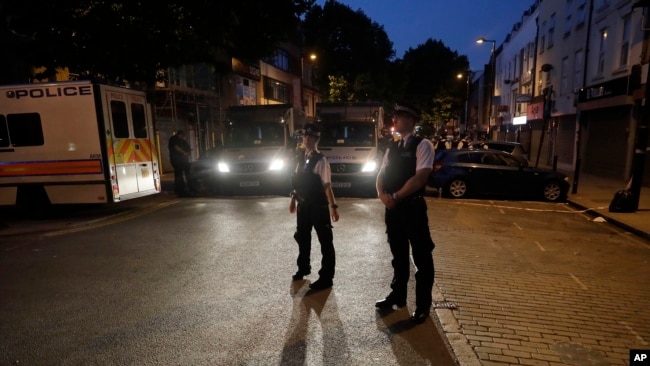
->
[375, 101, 436, 324]
[289, 123, 339, 291]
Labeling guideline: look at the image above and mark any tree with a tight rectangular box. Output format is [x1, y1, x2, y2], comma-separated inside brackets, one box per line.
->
[401, 39, 469, 126]
[301, 0, 395, 102]
[0, 0, 314, 86]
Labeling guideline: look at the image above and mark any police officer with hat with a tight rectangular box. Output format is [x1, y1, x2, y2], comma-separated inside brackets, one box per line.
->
[289, 123, 339, 291]
[375, 101, 436, 324]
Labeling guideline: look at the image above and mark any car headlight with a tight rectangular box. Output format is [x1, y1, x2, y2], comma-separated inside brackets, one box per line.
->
[361, 160, 377, 172]
[269, 159, 285, 171]
[217, 162, 230, 173]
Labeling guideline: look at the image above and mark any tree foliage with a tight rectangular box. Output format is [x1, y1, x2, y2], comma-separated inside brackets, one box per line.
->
[401, 39, 469, 125]
[302, 0, 395, 103]
[0, 0, 314, 85]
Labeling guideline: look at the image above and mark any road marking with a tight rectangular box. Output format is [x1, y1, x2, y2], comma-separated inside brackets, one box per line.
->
[499, 208, 505, 214]
[41, 200, 179, 237]
[569, 273, 588, 290]
[513, 222, 523, 231]
[534, 241, 546, 251]
[429, 199, 586, 214]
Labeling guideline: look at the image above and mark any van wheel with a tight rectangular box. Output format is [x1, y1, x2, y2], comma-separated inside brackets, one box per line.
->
[542, 180, 564, 202]
[16, 185, 52, 218]
[447, 179, 468, 198]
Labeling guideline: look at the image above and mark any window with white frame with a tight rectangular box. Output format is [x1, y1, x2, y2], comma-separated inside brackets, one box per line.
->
[619, 14, 631, 67]
[597, 28, 607, 75]
[574, 49, 584, 90]
[564, 0, 573, 36]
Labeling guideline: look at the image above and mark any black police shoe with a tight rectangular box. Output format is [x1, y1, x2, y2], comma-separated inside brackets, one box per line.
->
[375, 297, 407, 311]
[410, 308, 430, 324]
[309, 278, 333, 291]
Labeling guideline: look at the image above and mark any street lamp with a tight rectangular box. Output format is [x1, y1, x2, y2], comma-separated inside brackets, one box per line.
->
[476, 37, 496, 139]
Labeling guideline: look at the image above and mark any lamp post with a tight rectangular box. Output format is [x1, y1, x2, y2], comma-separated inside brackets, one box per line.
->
[300, 53, 317, 115]
[477, 37, 496, 139]
[457, 71, 471, 134]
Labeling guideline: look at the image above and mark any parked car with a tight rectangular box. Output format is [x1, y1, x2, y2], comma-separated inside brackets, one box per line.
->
[471, 141, 529, 161]
[429, 149, 569, 202]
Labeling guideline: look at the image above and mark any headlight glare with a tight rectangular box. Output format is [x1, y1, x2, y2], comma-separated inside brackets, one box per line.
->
[217, 162, 230, 173]
[361, 161, 377, 172]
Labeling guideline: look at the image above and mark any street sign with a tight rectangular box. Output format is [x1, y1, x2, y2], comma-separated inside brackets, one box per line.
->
[516, 94, 531, 103]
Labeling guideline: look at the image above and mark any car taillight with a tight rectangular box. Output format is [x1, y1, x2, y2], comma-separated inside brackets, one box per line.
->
[433, 161, 444, 172]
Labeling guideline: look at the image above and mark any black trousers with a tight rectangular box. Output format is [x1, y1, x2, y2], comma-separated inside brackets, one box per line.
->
[294, 202, 335, 279]
[384, 197, 435, 309]
[171, 159, 191, 195]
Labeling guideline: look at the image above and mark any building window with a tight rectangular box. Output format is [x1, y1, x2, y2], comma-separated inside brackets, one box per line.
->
[574, 49, 584, 90]
[564, 0, 573, 36]
[619, 15, 631, 67]
[560, 56, 570, 96]
[548, 13, 556, 49]
[264, 49, 290, 72]
[264, 77, 291, 103]
[576, 0, 586, 27]
[597, 28, 607, 75]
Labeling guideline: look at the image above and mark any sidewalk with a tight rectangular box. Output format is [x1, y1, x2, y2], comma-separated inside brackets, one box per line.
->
[562, 171, 650, 240]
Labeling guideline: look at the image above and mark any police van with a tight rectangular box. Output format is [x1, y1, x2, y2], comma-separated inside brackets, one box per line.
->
[0, 80, 161, 206]
[315, 102, 384, 197]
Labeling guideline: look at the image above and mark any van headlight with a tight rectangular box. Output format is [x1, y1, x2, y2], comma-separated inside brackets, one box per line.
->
[361, 160, 377, 172]
[269, 159, 285, 171]
[217, 162, 230, 173]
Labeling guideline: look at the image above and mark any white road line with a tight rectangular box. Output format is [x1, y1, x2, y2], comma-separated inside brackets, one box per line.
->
[569, 273, 588, 290]
[534, 241, 546, 251]
[513, 222, 523, 231]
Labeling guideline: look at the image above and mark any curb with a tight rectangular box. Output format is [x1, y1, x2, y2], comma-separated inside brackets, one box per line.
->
[566, 199, 650, 241]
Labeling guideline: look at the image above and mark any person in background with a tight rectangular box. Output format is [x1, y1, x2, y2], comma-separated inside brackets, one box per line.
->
[375, 101, 436, 324]
[168, 130, 192, 197]
[289, 123, 340, 291]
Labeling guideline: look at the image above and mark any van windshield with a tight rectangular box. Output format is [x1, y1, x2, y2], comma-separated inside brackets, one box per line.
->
[223, 122, 285, 148]
[318, 122, 376, 147]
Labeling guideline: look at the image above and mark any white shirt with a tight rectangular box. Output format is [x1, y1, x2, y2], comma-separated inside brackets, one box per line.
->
[379, 133, 434, 171]
[298, 149, 332, 186]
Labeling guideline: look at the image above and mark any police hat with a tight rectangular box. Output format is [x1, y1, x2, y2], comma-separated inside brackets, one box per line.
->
[300, 123, 321, 137]
[394, 101, 421, 119]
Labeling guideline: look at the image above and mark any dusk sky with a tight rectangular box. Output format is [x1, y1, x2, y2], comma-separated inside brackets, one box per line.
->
[316, 0, 536, 71]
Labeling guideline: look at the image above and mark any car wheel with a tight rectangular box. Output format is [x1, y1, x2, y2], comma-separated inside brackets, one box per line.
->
[542, 180, 564, 202]
[447, 178, 468, 198]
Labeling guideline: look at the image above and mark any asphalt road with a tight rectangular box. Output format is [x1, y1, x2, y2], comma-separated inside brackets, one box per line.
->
[0, 195, 457, 366]
[3, 193, 648, 365]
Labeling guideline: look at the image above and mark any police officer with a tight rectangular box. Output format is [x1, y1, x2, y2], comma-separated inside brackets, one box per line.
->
[168, 130, 192, 197]
[289, 123, 339, 291]
[375, 101, 436, 324]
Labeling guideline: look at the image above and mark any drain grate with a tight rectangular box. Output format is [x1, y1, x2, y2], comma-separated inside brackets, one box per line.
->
[433, 301, 458, 309]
